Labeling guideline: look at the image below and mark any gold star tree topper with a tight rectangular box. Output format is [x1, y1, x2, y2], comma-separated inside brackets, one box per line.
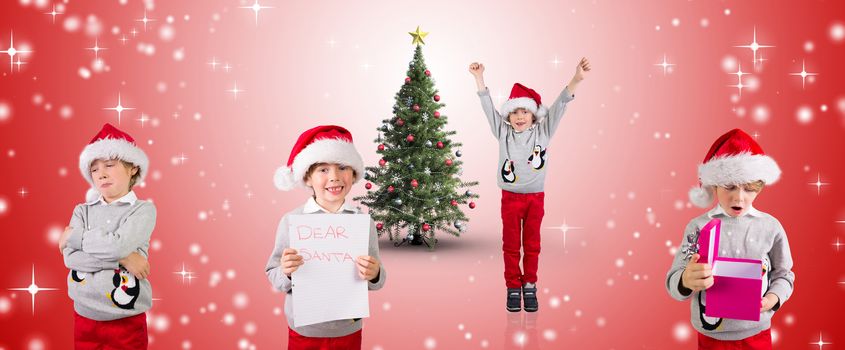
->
[409, 26, 429, 45]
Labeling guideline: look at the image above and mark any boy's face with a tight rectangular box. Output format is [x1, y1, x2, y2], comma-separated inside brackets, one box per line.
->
[305, 163, 356, 209]
[714, 183, 761, 217]
[508, 108, 534, 132]
[90, 158, 137, 202]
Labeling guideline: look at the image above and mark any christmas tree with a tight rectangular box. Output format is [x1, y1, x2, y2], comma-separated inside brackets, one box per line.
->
[355, 27, 479, 248]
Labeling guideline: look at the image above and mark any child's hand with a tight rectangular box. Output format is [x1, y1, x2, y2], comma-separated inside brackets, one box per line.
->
[468, 62, 485, 78]
[760, 293, 779, 312]
[681, 253, 714, 292]
[281, 248, 303, 277]
[573, 57, 591, 82]
[119, 252, 150, 280]
[58, 226, 73, 253]
[356, 256, 380, 281]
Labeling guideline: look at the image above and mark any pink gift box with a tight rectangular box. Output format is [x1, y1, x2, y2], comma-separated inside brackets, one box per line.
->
[698, 219, 763, 322]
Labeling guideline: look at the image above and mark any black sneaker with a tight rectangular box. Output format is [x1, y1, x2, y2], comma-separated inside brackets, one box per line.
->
[523, 283, 538, 312]
[506, 288, 521, 312]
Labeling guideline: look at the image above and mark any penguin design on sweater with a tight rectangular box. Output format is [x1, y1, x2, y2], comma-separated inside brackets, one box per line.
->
[70, 270, 87, 285]
[109, 267, 140, 309]
[527, 145, 546, 170]
[697, 291, 723, 331]
[501, 159, 517, 183]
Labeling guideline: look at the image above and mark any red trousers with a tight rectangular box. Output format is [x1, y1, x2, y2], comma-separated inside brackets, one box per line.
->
[501, 190, 545, 289]
[288, 328, 362, 350]
[697, 329, 772, 350]
[74, 312, 147, 350]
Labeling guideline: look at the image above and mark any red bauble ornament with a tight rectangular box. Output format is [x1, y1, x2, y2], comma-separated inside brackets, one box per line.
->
[379, 159, 387, 167]
[365, 182, 373, 189]
[395, 118, 405, 127]
[376, 223, 384, 230]
[413, 104, 420, 112]
[445, 158, 453, 166]
[422, 223, 431, 232]
[406, 134, 415, 142]
[405, 77, 411, 84]
[436, 141, 444, 149]
[433, 111, 441, 118]
[387, 186, 395, 193]
[469, 202, 477, 209]
[377, 144, 385, 151]
[411, 179, 419, 188]
[450, 199, 458, 206]
[424, 69, 431, 76]
[433, 95, 440, 102]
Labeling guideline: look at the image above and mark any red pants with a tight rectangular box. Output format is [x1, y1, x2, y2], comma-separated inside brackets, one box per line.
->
[501, 190, 544, 289]
[697, 329, 772, 350]
[74, 312, 147, 350]
[288, 328, 362, 350]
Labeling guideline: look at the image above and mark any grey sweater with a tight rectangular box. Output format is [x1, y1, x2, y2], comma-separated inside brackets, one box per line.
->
[265, 197, 386, 338]
[64, 191, 156, 321]
[665, 206, 795, 341]
[477, 87, 574, 193]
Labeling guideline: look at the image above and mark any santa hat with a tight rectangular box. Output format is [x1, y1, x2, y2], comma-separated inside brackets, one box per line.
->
[689, 128, 781, 208]
[274, 125, 364, 191]
[79, 123, 149, 202]
[499, 83, 548, 123]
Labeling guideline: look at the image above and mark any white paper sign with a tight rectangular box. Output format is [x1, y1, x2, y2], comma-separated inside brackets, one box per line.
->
[288, 214, 370, 327]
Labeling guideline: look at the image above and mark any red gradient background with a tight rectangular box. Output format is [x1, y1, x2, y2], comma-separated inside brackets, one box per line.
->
[1, 0, 844, 349]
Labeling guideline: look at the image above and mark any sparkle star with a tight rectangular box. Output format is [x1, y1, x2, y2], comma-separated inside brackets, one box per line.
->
[810, 332, 832, 350]
[550, 55, 562, 69]
[547, 219, 583, 249]
[177, 153, 188, 164]
[1, 31, 33, 73]
[833, 237, 844, 252]
[44, 4, 63, 24]
[85, 38, 107, 59]
[173, 263, 195, 284]
[136, 10, 156, 32]
[119, 35, 129, 45]
[361, 62, 373, 71]
[728, 63, 749, 96]
[654, 54, 675, 75]
[227, 82, 245, 100]
[208, 56, 220, 71]
[18, 187, 28, 198]
[735, 26, 774, 67]
[137, 113, 150, 128]
[222, 62, 232, 73]
[240, 0, 273, 26]
[409, 26, 429, 45]
[789, 60, 818, 89]
[808, 173, 829, 195]
[130, 28, 139, 37]
[14, 57, 26, 71]
[103, 93, 135, 125]
[8, 265, 59, 315]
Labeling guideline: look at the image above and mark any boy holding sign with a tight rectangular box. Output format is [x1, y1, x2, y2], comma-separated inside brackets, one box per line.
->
[666, 129, 795, 349]
[266, 125, 385, 349]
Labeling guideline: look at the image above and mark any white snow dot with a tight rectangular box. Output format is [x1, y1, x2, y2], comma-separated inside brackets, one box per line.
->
[46, 226, 62, 244]
[273, 307, 282, 315]
[615, 258, 624, 268]
[244, 322, 257, 335]
[150, 239, 162, 251]
[58, 105, 73, 119]
[189, 243, 201, 255]
[804, 41, 814, 52]
[152, 314, 170, 332]
[226, 269, 236, 279]
[27, 339, 45, 350]
[596, 317, 606, 327]
[543, 329, 557, 341]
[673, 322, 692, 341]
[0, 296, 11, 313]
[198, 211, 208, 221]
[796, 106, 813, 124]
[671, 18, 680, 27]
[549, 296, 561, 308]
[0, 102, 11, 122]
[222, 313, 235, 325]
[382, 302, 391, 311]
[700, 18, 709, 27]
[753, 105, 770, 124]
[181, 340, 192, 349]
[180, 315, 190, 325]
[512, 331, 527, 346]
[424, 337, 437, 349]
[606, 278, 614, 286]
[173, 47, 185, 61]
[830, 23, 845, 42]
[232, 292, 249, 309]
[633, 231, 640, 238]
[820, 104, 828, 112]
[159, 25, 175, 41]
[208, 302, 217, 312]
[723, 8, 731, 15]
[64, 16, 81, 32]
[464, 332, 472, 340]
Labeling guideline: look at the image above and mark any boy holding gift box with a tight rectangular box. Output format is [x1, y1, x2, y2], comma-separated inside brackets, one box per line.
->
[666, 129, 795, 349]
